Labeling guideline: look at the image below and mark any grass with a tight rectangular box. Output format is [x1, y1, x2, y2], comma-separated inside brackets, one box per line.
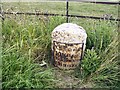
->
[71, 18, 119, 89]
[2, 15, 65, 89]
[2, 49, 55, 88]
[2, 2, 118, 18]
[1, 0, 119, 2]
[0, 18, 2, 89]
[88, 35, 119, 89]
[74, 32, 119, 88]
[1, 1, 119, 89]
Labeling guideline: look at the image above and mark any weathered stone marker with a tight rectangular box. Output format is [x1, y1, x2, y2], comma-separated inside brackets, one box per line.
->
[52, 23, 87, 69]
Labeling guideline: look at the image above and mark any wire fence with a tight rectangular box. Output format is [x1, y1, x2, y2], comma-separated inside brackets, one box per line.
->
[0, 0, 119, 22]
[63, 0, 120, 5]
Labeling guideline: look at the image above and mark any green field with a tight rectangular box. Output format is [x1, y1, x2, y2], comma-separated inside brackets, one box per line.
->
[1, 1, 119, 89]
[2, 2, 118, 18]
[1, 0, 119, 2]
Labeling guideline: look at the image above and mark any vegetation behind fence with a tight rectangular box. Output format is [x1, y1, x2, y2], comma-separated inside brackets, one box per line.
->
[0, 1, 119, 21]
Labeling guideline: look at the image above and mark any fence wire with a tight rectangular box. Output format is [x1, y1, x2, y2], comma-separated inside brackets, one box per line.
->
[0, 1, 119, 21]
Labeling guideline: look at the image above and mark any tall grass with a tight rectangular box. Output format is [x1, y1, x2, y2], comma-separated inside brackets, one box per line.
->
[2, 14, 119, 89]
[2, 48, 54, 88]
[73, 18, 119, 89]
[71, 18, 118, 54]
[2, 15, 65, 89]
[0, 18, 2, 89]
[90, 35, 119, 89]
[86, 37, 119, 89]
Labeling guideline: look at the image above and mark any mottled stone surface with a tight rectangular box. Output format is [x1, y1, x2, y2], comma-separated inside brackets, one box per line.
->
[52, 23, 87, 44]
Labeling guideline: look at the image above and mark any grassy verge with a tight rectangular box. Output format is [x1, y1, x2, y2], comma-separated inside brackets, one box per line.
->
[2, 1, 119, 89]
[2, 14, 119, 88]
